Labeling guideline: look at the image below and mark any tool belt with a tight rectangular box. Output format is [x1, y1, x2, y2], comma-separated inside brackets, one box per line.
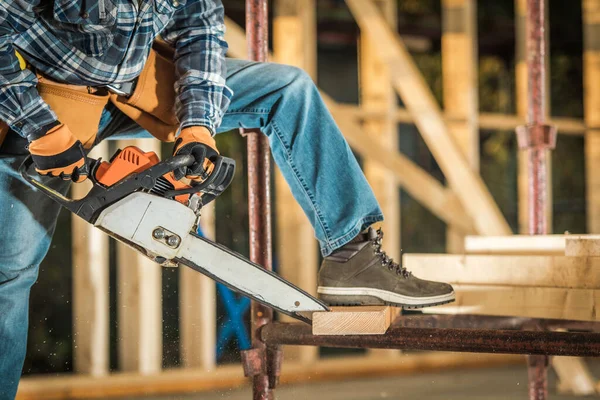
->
[108, 41, 179, 143]
[0, 42, 179, 150]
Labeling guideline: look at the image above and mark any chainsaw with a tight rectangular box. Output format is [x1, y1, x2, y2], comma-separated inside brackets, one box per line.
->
[20, 146, 329, 323]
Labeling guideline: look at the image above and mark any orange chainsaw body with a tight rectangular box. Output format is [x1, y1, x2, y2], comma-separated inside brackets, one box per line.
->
[95, 146, 192, 204]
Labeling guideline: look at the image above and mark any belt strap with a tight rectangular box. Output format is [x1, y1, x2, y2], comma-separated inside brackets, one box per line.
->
[105, 79, 138, 97]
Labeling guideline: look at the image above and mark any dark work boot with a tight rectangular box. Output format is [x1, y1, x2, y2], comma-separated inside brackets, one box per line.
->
[318, 228, 455, 308]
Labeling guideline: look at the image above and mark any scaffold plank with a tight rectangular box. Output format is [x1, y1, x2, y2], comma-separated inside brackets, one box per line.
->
[565, 235, 600, 257]
[422, 284, 600, 322]
[404, 254, 600, 289]
[464, 235, 566, 255]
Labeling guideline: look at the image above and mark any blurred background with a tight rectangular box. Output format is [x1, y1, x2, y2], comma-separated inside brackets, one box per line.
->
[16, 0, 596, 399]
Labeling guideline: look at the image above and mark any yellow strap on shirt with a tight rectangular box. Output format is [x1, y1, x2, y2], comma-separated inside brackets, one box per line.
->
[15, 51, 26, 70]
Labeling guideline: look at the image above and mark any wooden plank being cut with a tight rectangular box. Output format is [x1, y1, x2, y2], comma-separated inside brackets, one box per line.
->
[404, 254, 600, 289]
[312, 307, 399, 336]
[422, 284, 600, 322]
[565, 235, 600, 257]
[464, 235, 566, 255]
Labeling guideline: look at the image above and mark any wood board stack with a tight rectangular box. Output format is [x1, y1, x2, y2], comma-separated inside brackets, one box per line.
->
[404, 235, 600, 322]
[404, 234, 600, 395]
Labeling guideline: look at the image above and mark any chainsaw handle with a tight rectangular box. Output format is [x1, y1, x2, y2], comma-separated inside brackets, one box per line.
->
[163, 155, 236, 206]
[19, 154, 196, 223]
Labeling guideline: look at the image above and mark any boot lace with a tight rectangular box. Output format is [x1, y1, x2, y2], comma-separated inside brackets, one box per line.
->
[371, 228, 411, 278]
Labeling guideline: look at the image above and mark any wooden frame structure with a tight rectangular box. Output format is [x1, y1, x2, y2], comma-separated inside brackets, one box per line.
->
[17, 1, 600, 399]
[241, 1, 600, 400]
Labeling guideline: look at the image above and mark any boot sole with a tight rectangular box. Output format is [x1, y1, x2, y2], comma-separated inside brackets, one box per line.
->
[317, 286, 455, 309]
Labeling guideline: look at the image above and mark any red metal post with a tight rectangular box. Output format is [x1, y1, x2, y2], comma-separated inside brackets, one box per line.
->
[243, 1, 275, 400]
[515, 0, 557, 399]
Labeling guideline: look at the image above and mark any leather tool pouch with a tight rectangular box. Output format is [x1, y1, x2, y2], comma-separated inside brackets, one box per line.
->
[37, 74, 110, 148]
[0, 77, 109, 150]
[0, 41, 178, 149]
[109, 42, 179, 142]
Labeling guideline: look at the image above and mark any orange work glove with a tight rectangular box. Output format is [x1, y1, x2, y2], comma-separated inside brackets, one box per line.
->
[28, 123, 89, 182]
[172, 126, 219, 182]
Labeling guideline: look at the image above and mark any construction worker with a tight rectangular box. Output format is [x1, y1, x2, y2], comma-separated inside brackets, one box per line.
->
[0, 1, 454, 397]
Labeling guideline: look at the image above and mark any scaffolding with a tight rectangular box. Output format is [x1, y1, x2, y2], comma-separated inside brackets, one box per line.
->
[240, 1, 600, 400]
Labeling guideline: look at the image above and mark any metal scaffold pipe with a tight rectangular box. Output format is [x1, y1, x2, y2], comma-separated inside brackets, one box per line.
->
[515, 0, 557, 399]
[242, 1, 276, 400]
[516, 0, 557, 236]
[261, 323, 600, 357]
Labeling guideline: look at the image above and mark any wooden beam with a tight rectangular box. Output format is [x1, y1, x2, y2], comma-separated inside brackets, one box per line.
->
[360, 0, 401, 265]
[442, 0, 479, 253]
[359, 0, 401, 358]
[272, 0, 319, 364]
[312, 306, 398, 336]
[565, 234, 600, 256]
[223, 16, 475, 234]
[16, 353, 522, 400]
[72, 142, 110, 376]
[464, 234, 566, 255]
[584, 0, 600, 234]
[423, 284, 600, 321]
[327, 99, 475, 233]
[116, 139, 162, 374]
[345, 0, 511, 236]
[404, 254, 600, 289]
[179, 202, 216, 370]
[555, 356, 598, 395]
[335, 105, 586, 136]
[224, 16, 248, 59]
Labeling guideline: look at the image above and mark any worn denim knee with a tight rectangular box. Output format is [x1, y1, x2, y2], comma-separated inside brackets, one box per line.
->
[220, 60, 383, 256]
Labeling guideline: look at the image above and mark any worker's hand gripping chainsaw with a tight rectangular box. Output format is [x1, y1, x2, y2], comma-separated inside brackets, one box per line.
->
[20, 146, 328, 322]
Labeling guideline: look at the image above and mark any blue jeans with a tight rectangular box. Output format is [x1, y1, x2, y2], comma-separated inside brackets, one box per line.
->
[0, 59, 382, 399]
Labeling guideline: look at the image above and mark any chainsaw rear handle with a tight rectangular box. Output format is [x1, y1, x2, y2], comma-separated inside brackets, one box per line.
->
[163, 155, 236, 205]
[20, 154, 196, 224]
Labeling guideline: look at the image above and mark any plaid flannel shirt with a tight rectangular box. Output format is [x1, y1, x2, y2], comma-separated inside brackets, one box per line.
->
[0, 0, 233, 140]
